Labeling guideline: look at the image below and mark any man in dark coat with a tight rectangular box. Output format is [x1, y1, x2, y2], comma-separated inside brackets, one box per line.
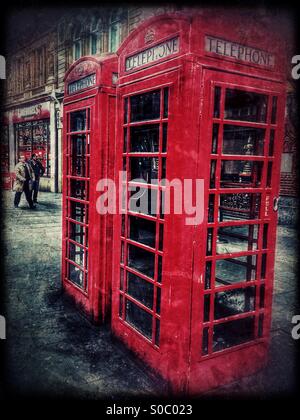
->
[14, 155, 35, 209]
[28, 153, 45, 203]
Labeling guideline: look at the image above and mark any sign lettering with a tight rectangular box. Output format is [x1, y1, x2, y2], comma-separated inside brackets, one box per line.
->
[68, 73, 96, 94]
[205, 36, 275, 68]
[125, 37, 179, 72]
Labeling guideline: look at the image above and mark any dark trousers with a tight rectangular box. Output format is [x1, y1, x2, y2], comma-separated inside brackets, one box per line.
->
[14, 181, 34, 208]
[32, 179, 40, 202]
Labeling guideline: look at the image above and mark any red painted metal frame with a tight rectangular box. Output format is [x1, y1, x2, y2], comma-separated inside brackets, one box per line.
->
[62, 55, 117, 323]
[111, 12, 287, 394]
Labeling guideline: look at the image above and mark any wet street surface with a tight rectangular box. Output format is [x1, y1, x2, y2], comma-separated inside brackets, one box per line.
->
[1, 191, 298, 399]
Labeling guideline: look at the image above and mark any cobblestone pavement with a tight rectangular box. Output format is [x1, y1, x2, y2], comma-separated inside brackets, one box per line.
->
[1, 191, 298, 399]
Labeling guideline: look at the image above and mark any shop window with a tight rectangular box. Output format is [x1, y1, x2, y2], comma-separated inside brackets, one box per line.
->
[15, 120, 50, 176]
[0, 125, 9, 173]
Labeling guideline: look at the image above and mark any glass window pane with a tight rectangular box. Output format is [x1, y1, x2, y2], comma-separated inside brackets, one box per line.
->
[129, 187, 158, 216]
[271, 96, 277, 124]
[71, 135, 87, 177]
[70, 110, 86, 132]
[217, 225, 258, 254]
[211, 124, 219, 154]
[130, 124, 159, 153]
[221, 160, 263, 188]
[68, 262, 84, 288]
[125, 299, 152, 339]
[129, 215, 156, 248]
[213, 317, 255, 352]
[219, 193, 261, 221]
[69, 222, 86, 246]
[162, 123, 168, 152]
[163, 88, 169, 118]
[214, 86, 221, 118]
[202, 327, 209, 355]
[214, 286, 256, 320]
[69, 179, 88, 201]
[127, 272, 154, 309]
[128, 244, 155, 278]
[70, 200, 88, 224]
[223, 125, 265, 156]
[130, 90, 160, 122]
[129, 157, 159, 184]
[69, 242, 85, 268]
[224, 89, 268, 122]
[155, 319, 160, 346]
[216, 255, 257, 286]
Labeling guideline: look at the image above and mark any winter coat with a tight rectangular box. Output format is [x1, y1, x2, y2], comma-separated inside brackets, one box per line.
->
[13, 162, 35, 193]
[28, 159, 45, 179]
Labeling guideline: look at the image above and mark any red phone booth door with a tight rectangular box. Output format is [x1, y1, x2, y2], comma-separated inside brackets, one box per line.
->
[189, 69, 285, 392]
[63, 101, 92, 294]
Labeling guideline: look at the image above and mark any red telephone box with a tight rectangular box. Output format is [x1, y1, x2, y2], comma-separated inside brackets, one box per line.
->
[111, 11, 287, 393]
[62, 54, 117, 322]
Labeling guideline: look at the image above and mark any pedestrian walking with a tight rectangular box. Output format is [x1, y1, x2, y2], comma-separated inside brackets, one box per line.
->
[28, 153, 45, 203]
[13, 155, 36, 209]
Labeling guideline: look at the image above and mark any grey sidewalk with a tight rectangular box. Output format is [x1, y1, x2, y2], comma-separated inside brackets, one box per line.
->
[1, 190, 298, 399]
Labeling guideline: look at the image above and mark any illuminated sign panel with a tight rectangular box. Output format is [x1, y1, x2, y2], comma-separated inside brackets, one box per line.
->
[68, 73, 96, 94]
[205, 36, 275, 68]
[125, 37, 179, 71]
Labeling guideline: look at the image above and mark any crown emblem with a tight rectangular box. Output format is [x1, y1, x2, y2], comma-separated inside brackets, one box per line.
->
[144, 29, 155, 44]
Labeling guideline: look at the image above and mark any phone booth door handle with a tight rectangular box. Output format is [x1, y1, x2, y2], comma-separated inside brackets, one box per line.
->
[273, 196, 280, 212]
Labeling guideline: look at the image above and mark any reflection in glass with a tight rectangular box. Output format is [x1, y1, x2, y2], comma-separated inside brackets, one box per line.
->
[214, 287, 256, 320]
[69, 179, 88, 200]
[68, 262, 84, 287]
[125, 299, 152, 339]
[219, 193, 261, 221]
[213, 316, 255, 352]
[217, 225, 258, 254]
[69, 242, 84, 268]
[211, 124, 219, 154]
[163, 88, 169, 118]
[128, 244, 155, 278]
[215, 255, 257, 286]
[223, 125, 265, 156]
[129, 187, 158, 216]
[71, 135, 87, 177]
[130, 90, 160, 122]
[130, 124, 159, 153]
[70, 110, 87, 132]
[127, 272, 154, 309]
[130, 157, 159, 183]
[224, 89, 267, 122]
[220, 160, 263, 187]
[69, 222, 86, 246]
[214, 86, 221, 118]
[129, 215, 156, 248]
